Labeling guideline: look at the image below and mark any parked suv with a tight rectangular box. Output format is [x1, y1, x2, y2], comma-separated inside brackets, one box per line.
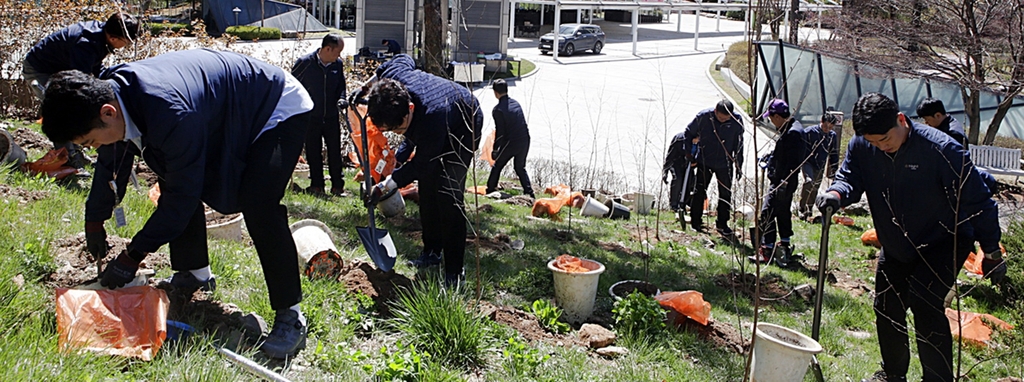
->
[538, 24, 605, 56]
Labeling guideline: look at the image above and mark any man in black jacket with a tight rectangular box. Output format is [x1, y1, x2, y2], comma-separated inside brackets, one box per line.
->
[292, 34, 347, 196]
[682, 100, 744, 236]
[751, 99, 805, 266]
[363, 54, 483, 287]
[40, 50, 314, 359]
[817, 93, 1001, 382]
[23, 12, 139, 170]
[485, 79, 533, 198]
[797, 112, 840, 220]
[916, 97, 969, 149]
[662, 133, 698, 212]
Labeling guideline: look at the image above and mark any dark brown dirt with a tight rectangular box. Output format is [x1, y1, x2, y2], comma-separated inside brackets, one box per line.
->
[46, 235, 170, 289]
[829, 270, 873, 297]
[626, 223, 698, 245]
[0, 184, 50, 204]
[12, 127, 51, 151]
[386, 215, 422, 232]
[207, 213, 241, 226]
[476, 204, 494, 213]
[156, 283, 264, 350]
[668, 312, 749, 354]
[714, 272, 792, 302]
[598, 241, 637, 257]
[134, 162, 158, 186]
[478, 301, 583, 347]
[500, 195, 535, 207]
[610, 280, 659, 299]
[468, 233, 512, 252]
[338, 260, 413, 315]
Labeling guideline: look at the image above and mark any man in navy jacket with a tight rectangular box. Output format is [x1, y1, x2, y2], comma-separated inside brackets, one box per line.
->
[662, 132, 698, 212]
[364, 54, 483, 287]
[292, 34, 347, 196]
[485, 79, 533, 198]
[40, 49, 314, 359]
[916, 97, 969, 149]
[817, 93, 1002, 381]
[797, 112, 840, 219]
[682, 100, 744, 236]
[751, 99, 805, 266]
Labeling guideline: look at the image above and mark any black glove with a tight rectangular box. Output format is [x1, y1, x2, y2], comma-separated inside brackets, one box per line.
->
[85, 221, 108, 260]
[100, 251, 141, 289]
[735, 166, 744, 180]
[981, 257, 1007, 284]
[816, 192, 841, 215]
[662, 170, 669, 184]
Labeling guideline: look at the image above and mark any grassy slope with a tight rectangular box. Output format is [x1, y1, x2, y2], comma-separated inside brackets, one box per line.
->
[0, 119, 1021, 380]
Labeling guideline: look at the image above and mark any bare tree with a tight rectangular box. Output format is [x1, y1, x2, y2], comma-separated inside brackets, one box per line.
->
[422, 0, 445, 77]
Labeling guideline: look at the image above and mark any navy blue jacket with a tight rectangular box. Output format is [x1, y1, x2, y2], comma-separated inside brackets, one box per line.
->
[86, 49, 289, 254]
[383, 39, 402, 54]
[375, 55, 483, 187]
[291, 49, 346, 125]
[492, 95, 529, 151]
[25, 21, 109, 76]
[682, 108, 744, 170]
[937, 115, 969, 150]
[827, 122, 1000, 262]
[803, 124, 839, 173]
[765, 119, 805, 193]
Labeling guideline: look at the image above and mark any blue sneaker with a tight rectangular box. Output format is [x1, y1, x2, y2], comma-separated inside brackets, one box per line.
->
[407, 252, 442, 268]
[260, 309, 307, 359]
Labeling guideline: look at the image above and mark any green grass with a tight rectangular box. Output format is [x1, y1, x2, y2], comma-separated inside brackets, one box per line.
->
[0, 119, 1022, 380]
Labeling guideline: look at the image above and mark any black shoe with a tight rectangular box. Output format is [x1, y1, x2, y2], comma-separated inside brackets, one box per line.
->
[161, 271, 217, 293]
[691, 224, 708, 233]
[748, 246, 774, 263]
[444, 271, 464, 289]
[261, 309, 307, 359]
[305, 186, 327, 197]
[407, 252, 442, 268]
[861, 370, 907, 382]
[716, 227, 735, 237]
[330, 187, 349, 197]
[774, 243, 793, 268]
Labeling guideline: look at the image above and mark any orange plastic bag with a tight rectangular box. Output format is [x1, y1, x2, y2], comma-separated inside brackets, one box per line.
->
[148, 183, 161, 206]
[568, 192, 585, 208]
[467, 185, 488, 195]
[965, 244, 1006, 276]
[399, 184, 419, 203]
[347, 105, 396, 184]
[656, 291, 712, 326]
[553, 254, 591, 273]
[544, 184, 571, 198]
[22, 147, 79, 179]
[945, 308, 1013, 346]
[860, 228, 881, 248]
[56, 286, 169, 360]
[480, 130, 496, 166]
[833, 216, 854, 226]
[532, 198, 564, 220]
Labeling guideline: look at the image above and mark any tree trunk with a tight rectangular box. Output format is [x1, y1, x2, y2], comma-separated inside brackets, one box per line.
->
[789, 0, 799, 44]
[422, 0, 445, 77]
[982, 89, 1022, 145]
[963, 88, 981, 145]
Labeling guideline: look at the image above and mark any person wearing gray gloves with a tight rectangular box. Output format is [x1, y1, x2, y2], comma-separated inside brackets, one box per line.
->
[816, 93, 1002, 382]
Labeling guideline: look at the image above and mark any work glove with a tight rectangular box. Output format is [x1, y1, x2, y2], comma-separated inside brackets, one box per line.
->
[662, 170, 669, 185]
[85, 221, 108, 261]
[735, 166, 744, 180]
[982, 258, 1007, 285]
[100, 250, 142, 289]
[815, 191, 841, 215]
[364, 176, 397, 207]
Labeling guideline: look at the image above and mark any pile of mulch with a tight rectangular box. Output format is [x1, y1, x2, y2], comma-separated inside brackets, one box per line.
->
[45, 234, 170, 289]
[0, 184, 50, 204]
[478, 301, 583, 347]
[338, 260, 413, 315]
[12, 127, 51, 151]
[714, 271, 792, 302]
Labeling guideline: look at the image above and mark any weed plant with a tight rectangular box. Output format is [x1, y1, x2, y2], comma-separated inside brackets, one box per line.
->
[530, 299, 571, 334]
[390, 280, 491, 368]
[612, 291, 666, 340]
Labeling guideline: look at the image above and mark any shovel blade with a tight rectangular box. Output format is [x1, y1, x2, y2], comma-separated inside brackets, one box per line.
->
[356, 226, 397, 272]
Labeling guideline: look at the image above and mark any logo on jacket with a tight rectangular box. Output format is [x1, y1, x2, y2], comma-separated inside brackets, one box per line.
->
[905, 164, 919, 171]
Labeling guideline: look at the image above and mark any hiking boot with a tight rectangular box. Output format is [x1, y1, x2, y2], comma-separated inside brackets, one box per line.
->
[443, 271, 464, 290]
[161, 271, 217, 293]
[748, 245, 774, 264]
[774, 243, 793, 268]
[861, 370, 907, 382]
[407, 252, 442, 268]
[261, 309, 307, 359]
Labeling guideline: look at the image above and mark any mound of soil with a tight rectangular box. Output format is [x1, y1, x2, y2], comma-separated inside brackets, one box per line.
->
[0, 184, 50, 204]
[714, 271, 792, 302]
[338, 260, 413, 315]
[669, 312, 749, 354]
[469, 233, 513, 252]
[599, 241, 638, 257]
[46, 234, 170, 289]
[207, 213, 241, 226]
[610, 280, 659, 299]
[133, 162, 158, 186]
[478, 301, 582, 347]
[12, 127, 51, 151]
[157, 283, 265, 350]
[500, 195, 535, 207]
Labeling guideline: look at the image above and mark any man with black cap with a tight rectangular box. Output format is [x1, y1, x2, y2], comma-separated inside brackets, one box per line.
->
[798, 111, 840, 220]
[680, 100, 744, 236]
[751, 99, 805, 266]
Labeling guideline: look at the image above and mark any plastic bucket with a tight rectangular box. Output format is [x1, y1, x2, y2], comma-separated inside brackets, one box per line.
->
[605, 200, 631, 220]
[581, 189, 597, 197]
[750, 323, 823, 382]
[633, 192, 655, 215]
[377, 189, 406, 218]
[206, 212, 244, 242]
[0, 129, 27, 168]
[547, 258, 605, 324]
[289, 219, 339, 270]
[579, 195, 610, 217]
[608, 280, 661, 300]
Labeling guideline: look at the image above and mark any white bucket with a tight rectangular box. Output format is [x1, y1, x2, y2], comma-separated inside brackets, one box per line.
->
[289, 219, 339, 269]
[377, 189, 406, 218]
[547, 258, 605, 324]
[293, 163, 310, 179]
[579, 196, 610, 217]
[206, 212, 244, 242]
[750, 323, 823, 382]
[633, 192, 655, 215]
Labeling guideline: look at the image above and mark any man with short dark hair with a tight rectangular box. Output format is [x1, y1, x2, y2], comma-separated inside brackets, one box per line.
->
[485, 79, 533, 198]
[41, 49, 314, 360]
[24, 12, 140, 170]
[817, 93, 1001, 382]
[916, 97, 968, 149]
[797, 112, 840, 220]
[682, 100, 744, 236]
[750, 99, 805, 266]
[363, 54, 483, 287]
[382, 39, 402, 54]
[292, 33, 347, 196]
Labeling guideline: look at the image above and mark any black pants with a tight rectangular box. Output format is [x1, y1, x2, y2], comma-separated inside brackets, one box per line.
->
[799, 163, 825, 216]
[486, 137, 532, 196]
[689, 163, 733, 230]
[419, 154, 471, 277]
[304, 120, 345, 190]
[757, 183, 795, 245]
[170, 112, 309, 310]
[668, 163, 696, 211]
[875, 237, 971, 381]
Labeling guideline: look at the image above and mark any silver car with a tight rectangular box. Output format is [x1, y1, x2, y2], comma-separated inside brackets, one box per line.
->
[538, 24, 606, 56]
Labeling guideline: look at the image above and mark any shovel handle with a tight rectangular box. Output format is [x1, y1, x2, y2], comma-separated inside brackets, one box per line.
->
[811, 206, 834, 341]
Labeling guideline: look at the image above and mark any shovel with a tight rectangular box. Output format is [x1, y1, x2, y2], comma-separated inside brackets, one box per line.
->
[809, 205, 834, 382]
[339, 98, 397, 272]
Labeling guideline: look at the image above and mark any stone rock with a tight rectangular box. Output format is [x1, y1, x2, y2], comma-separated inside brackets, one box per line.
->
[793, 283, 814, 302]
[578, 323, 616, 348]
[595, 346, 629, 358]
[844, 201, 870, 216]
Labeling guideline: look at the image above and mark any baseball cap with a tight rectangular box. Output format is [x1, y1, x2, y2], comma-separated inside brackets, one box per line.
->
[761, 99, 790, 118]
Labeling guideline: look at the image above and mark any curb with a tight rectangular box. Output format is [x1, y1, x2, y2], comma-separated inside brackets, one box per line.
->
[518, 58, 540, 79]
[704, 58, 779, 140]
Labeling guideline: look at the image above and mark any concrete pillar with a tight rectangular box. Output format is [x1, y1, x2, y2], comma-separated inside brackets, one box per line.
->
[540, 4, 545, 25]
[631, 8, 639, 55]
[576, 9, 581, 23]
[510, 1, 516, 40]
[676, 10, 682, 32]
[553, 4, 560, 59]
[694, 0, 701, 50]
[334, 0, 340, 28]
